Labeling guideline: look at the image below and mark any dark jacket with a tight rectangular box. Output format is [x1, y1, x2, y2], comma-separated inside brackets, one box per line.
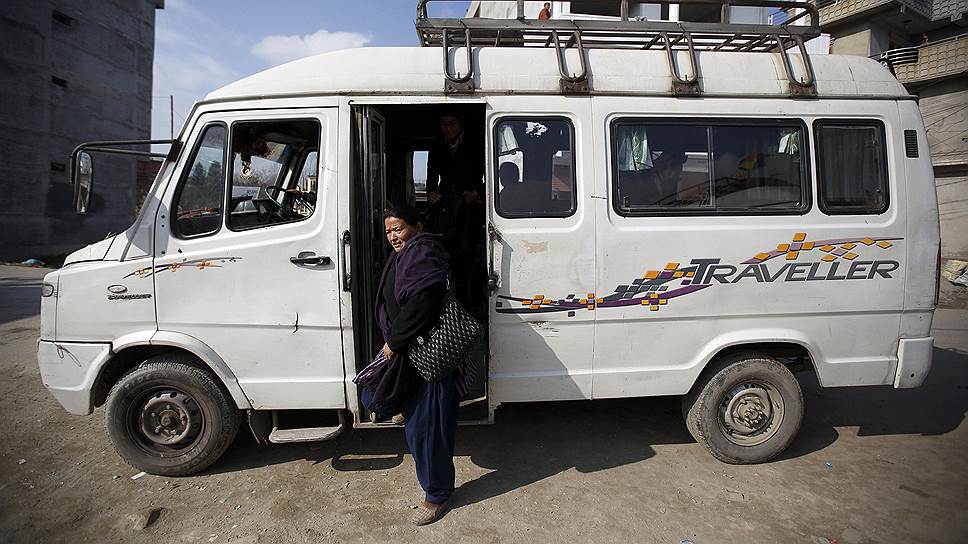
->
[426, 132, 485, 198]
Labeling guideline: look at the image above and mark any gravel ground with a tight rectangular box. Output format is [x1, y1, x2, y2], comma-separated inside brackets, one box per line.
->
[1, 264, 966, 544]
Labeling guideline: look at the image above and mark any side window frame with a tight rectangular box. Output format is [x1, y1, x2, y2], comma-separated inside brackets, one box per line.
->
[171, 121, 228, 240]
[608, 117, 812, 217]
[813, 118, 890, 216]
[492, 115, 578, 219]
[225, 117, 323, 233]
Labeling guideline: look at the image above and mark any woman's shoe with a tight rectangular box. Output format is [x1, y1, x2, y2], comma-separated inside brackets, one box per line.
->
[411, 499, 449, 526]
[391, 413, 405, 424]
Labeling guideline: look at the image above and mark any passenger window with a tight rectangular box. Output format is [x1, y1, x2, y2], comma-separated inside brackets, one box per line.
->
[228, 119, 321, 230]
[816, 121, 888, 214]
[174, 124, 226, 237]
[611, 120, 808, 215]
[494, 117, 576, 218]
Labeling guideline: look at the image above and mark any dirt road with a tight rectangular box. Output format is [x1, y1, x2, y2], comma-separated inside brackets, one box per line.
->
[1, 264, 966, 543]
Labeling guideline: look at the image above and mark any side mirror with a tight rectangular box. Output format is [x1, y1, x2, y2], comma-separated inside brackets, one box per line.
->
[73, 151, 94, 213]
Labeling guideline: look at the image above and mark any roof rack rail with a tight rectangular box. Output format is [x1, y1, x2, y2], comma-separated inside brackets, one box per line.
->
[415, 0, 820, 97]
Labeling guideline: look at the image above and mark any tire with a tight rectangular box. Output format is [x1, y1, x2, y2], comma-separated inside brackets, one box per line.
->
[682, 351, 803, 464]
[104, 354, 241, 476]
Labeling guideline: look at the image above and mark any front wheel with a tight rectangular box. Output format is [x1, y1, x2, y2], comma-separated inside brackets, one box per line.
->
[104, 354, 241, 476]
[682, 352, 803, 464]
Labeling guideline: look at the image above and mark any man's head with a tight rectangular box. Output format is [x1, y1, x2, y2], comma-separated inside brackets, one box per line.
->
[439, 113, 463, 142]
[544, 2, 551, 9]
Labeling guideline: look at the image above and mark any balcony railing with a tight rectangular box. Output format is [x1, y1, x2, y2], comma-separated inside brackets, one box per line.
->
[814, 0, 932, 26]
[876, 34, 968, 85]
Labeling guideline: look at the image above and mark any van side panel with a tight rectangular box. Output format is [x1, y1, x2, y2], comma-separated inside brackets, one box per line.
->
[589, 97, 907, 397]
[898, 101, 941, 339]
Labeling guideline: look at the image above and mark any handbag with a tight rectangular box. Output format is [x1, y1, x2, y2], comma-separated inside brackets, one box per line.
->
[408, 287, 484, 383]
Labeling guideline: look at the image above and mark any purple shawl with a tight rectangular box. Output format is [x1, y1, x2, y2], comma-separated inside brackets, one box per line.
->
[374, 232, 450, 343]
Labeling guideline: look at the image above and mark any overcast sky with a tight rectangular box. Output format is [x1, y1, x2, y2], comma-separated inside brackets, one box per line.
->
[151, 0, 469, 140]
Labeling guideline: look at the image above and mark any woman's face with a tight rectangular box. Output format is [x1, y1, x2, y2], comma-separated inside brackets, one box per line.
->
[385, 216, 421, 253]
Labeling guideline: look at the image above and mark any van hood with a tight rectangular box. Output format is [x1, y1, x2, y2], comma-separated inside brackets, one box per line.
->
[63, 236, 117, 265]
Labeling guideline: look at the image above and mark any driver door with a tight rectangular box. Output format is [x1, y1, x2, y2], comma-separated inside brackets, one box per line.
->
[154, 109, 345, 410]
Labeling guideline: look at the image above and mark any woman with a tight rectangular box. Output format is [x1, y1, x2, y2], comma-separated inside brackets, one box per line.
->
[367, 205, 460, 526]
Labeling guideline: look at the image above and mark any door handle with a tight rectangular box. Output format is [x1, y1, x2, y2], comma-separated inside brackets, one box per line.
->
[290, 253, 331, 266]
[340, 230, 352, 292]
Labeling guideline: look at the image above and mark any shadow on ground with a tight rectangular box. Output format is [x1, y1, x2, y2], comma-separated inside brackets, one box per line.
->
[206, 346, 968, 508]
[779, 346, 968, 460]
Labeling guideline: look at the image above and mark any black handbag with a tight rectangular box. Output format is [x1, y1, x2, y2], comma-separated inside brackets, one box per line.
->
[408, 288, 484, 383]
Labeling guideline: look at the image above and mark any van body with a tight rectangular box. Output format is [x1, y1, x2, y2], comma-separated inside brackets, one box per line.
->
[36, 43, 941, 473]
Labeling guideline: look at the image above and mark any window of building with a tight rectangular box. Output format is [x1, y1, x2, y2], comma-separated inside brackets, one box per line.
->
[228, 119, 321, 230]
[611, 119, 808, 215]
[494, 117, 576, 218]
[52, 10, 75, 27]
[815, 121, 888, 214]
[174, 124, 226, 237]
[570, 0, 623, 16]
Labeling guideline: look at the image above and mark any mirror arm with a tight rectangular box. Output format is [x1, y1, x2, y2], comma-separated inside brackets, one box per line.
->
[70, 138, 179, 214]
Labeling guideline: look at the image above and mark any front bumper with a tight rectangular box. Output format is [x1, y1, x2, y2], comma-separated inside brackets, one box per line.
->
[894, 337, 934, 389]
[37, 340, 111, 415]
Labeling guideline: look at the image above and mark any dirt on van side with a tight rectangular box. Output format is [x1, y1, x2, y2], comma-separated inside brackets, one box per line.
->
[2, 264, 968, 544]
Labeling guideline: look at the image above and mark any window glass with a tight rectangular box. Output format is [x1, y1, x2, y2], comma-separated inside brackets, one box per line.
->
[175, 125, 226, 237]
[612, 120, 807, 214]
[712, 125, 805, 210]
[816, 122, 888, 214]
[412, 149, 429, 202]
[494, 118, 576, 218]
[228, 120, 320, 230]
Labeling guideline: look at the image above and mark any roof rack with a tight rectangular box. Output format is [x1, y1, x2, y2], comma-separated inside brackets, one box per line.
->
[415, 0, 820, 97]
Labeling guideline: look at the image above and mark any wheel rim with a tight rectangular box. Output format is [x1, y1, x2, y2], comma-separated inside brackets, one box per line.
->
[718, 380, 785, 447]
[127, 387, 205, 455]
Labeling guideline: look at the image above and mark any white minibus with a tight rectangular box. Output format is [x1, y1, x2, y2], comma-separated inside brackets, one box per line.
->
[38, 1, 940, 475]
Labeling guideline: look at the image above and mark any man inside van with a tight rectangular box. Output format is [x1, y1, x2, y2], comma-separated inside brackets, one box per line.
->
[426, 111, 485, 311]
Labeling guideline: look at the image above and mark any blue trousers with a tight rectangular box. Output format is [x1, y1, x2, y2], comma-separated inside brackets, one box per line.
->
[404, 372, 460, 504]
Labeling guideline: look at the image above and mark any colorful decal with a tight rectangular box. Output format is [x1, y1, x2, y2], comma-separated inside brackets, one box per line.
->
[124, 257, 243, 279]
[496, 232, 901, 316]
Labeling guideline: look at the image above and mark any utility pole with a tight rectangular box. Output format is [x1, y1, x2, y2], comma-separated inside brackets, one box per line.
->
[169, 95, 174, 139]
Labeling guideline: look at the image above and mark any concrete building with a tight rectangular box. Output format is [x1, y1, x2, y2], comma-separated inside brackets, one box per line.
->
[0, 1, 164, 261]
[815, 0, 968, 259]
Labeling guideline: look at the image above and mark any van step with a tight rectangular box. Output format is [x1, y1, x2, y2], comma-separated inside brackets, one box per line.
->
[267, 409, 346, 444]
[268, 425, 344, 444]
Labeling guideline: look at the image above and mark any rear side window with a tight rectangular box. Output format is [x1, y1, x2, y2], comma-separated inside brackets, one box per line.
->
[174, 124, 227, 238]
[494, 117, 576, 218]
[611, 119, 808, 215]
[815, 120, 889, 214]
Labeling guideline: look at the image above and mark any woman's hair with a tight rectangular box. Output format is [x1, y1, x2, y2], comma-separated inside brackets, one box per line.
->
[383, 204, 423, 227]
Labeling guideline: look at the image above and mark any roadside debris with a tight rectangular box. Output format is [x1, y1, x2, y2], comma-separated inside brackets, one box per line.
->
[131, 471, 147, 480]
[942, 260, 968, 287]
[825, 462, 833, 470]
[19, 258, 45, 267]
[125, 507, 162, 531]
[18, 459, 26, 465]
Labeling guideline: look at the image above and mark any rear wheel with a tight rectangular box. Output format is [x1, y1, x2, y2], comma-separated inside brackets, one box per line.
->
[104, 354, 241, 476]
[682, 351, 803, 464]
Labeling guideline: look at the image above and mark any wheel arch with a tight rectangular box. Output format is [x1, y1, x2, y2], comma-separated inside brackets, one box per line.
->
[690, 332, 821, 392]
[94, 331, 253, 410]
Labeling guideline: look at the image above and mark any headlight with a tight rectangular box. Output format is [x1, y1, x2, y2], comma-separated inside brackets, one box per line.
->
[42, 283, 55, 297]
